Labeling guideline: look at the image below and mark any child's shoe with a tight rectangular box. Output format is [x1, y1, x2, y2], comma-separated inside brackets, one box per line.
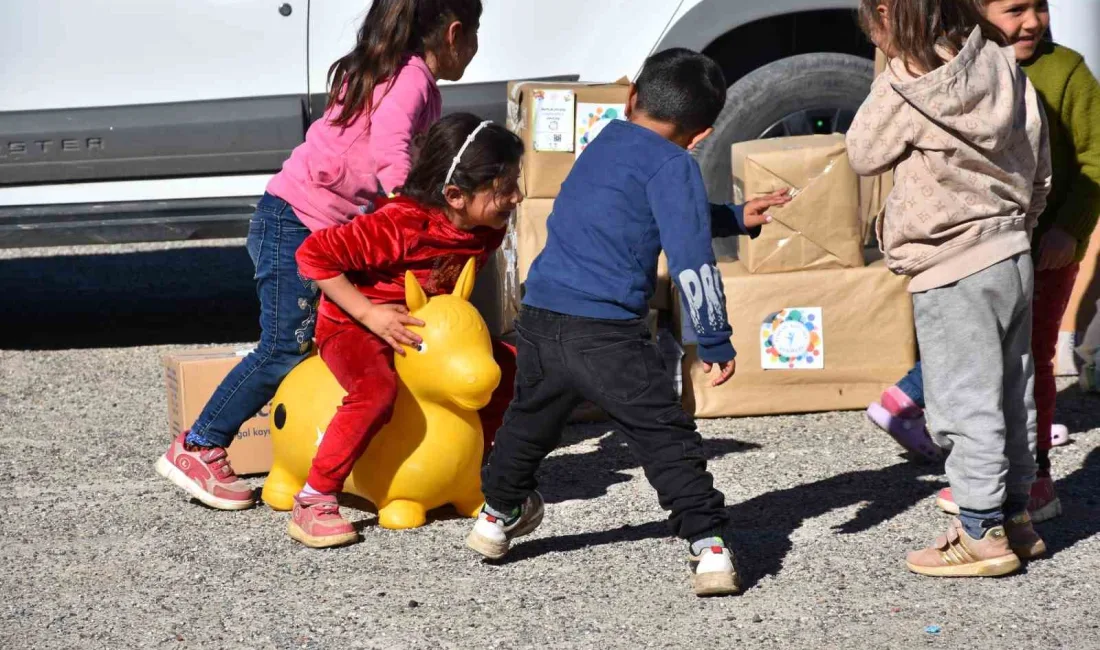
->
[880, 385, 924, 418]
[155, 430, 256, 510]
[466, 491, 545, 560]
[689, 543, 741, 597]
[906, 518, 1021, 577]
[287, 493, 358, 548]
[935, 475, 1062, 523]
[1004, 511, 1046, 559]
[1050, 424, 1070, 447]
[866, 402, 943, 462]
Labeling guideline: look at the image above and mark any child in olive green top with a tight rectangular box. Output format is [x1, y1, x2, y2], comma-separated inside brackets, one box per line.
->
[866, 0, 1100, 527]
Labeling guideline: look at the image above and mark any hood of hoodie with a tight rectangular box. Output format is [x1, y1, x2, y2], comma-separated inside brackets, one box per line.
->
[888, 27, 1025, 153]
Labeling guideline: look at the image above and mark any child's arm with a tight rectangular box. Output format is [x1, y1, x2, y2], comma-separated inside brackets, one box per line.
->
[365, 67, 436, 194]
[710, 189, 791, 238]
[650, 154, 736, 386]
[845, 75, 912, 177]
[296, 215, 424, 354]
[1051, 61, 1100, 248]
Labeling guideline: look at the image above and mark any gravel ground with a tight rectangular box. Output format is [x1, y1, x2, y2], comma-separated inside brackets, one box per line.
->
[2, 241, 1099, 649]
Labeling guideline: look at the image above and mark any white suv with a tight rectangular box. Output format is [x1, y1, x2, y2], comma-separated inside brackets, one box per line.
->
[1, 0, 1096, 247]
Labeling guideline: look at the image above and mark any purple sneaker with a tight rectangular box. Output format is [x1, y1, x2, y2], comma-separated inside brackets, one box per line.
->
[866, 402, 944, 462]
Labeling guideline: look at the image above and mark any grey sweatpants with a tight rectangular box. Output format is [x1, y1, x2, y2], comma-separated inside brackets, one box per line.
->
[913, 253, 1037, 512]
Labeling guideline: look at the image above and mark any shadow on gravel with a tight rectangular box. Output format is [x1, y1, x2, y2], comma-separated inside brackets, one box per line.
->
[506, 459, 945, 590]
[1055, 383, 1100, 435]
[1, 246, 258, 350]
[536, 427, 760, 505]
[1043, 446, 1100, 557]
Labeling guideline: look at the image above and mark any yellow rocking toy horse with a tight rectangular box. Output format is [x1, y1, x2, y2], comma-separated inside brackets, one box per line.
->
[261, 257, 500, 529]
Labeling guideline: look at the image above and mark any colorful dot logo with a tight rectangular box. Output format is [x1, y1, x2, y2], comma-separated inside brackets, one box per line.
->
[761, 308, 824, 369]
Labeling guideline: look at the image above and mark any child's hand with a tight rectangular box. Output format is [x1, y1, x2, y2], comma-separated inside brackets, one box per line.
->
[743, 188, 792, 228]
[703, 359, 737, 387]
[360, 304, 426, 355]
[1038, 227, 1077, 271]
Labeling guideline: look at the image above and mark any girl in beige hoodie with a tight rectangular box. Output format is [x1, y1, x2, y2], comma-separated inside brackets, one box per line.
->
[847, 0, 1051, 578]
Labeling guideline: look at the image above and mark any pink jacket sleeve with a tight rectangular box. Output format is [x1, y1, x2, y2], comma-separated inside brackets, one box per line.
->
[368, 64, 441, 194]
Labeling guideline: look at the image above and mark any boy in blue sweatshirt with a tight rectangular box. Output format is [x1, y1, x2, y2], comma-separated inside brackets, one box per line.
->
[465, 48, 789, 597]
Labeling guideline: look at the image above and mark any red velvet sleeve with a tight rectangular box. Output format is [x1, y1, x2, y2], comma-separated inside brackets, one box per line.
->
[295, 211, 406, 281]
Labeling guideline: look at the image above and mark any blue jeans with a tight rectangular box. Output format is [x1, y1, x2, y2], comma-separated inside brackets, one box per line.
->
[896, 361, 925, 409]
[186, 193, 319, 448]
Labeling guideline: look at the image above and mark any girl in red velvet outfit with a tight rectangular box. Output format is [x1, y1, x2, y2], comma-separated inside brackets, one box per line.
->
[288, 113, 524, 547]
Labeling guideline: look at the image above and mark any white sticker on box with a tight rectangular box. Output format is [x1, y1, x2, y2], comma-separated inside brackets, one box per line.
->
[760, 307, 824, 370]
[533, 89, 575, 152]
[575, 102, 626, 159]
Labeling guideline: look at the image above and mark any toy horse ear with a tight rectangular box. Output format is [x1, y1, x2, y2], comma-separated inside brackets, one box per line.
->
[452, 257, 477, 301]
[405, 270, 428, 312]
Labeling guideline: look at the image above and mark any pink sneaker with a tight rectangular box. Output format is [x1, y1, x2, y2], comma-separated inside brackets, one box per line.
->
[866, 402, 943, 462]
[880, 386, 924, 419]
[287, 493, 359, 548]
[155, 430, 256, 510]
[935, 475, 1062, 523]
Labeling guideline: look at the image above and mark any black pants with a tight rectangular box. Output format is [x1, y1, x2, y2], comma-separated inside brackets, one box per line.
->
[482, 306, 728, 542]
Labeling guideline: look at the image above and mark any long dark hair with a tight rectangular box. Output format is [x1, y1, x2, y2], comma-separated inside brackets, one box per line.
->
[859, 0, 1006, 75]
[326, 0, 482, 127]
[400, 113, 524, 209]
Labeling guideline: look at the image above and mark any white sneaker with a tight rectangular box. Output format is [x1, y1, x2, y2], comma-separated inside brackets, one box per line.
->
[466, 491, 545, 560]
[690, 544, 741, 596]
[1050, 423, 1070, 447]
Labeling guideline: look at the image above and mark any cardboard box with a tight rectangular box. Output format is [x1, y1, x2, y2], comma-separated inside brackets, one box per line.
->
[163, 347, 273, 475]
[731, 134, 863, 274]
[507, 79, 632, 198]
[860, 49, 895, 245]
[676, 257, 916, 417]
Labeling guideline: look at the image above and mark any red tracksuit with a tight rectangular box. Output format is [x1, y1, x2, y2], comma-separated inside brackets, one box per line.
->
[1033, 264, 1081, 453]
[295, 196, 513, 494]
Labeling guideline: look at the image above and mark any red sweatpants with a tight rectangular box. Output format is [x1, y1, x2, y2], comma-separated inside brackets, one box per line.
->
[306, 317, 516, 494]
[1032, 263, 1080, 452]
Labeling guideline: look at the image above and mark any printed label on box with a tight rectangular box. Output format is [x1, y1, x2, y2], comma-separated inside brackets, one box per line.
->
[575, 102, 625, 159]
[533, 89, 575, 152]
[761, 307, 824, 369]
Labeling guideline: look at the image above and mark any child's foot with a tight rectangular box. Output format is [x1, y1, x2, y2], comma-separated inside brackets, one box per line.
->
[865, 402, 943, 462]
[906, 518, 1021, 577]
[155, 430, 256, 510]
[466, 491, 545, 560]
[287, 493, 359, 548]
[1004, 511, 1046, 559]
[935, 475, 1062, 523]
[1050, 424, 1070, 447]
[880, 385, 924, 419]
[689, 539, 741, 597]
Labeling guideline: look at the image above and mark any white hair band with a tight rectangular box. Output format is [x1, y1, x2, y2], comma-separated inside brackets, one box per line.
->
[442, 120, 493, 194]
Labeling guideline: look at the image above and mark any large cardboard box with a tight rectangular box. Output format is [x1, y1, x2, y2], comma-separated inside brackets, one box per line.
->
[677, 257, 916, 417]
[732, 134, 863, 274]
[860, 49, 896, 245]
[507, 79, 631, 198]
[163, 348, 273, 475]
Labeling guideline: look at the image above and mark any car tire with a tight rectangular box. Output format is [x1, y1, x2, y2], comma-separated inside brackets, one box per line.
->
[696, 52, 874, 207]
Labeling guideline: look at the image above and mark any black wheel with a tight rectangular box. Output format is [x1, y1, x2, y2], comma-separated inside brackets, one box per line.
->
[696, 52, 874, 207]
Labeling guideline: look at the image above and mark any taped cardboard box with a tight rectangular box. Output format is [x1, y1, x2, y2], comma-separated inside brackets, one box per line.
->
[164, 347, 273, 475]
[507, 79, 631, 198]
[732, 134, 863, 274]
[860, 49, 895, 245]
[676, 257, 916, 418]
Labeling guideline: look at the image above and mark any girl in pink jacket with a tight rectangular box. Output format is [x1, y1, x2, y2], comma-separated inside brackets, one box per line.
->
[155, 0, 483, 512]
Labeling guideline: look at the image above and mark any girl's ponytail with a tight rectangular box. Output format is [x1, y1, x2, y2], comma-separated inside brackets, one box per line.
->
[326, 0, 483, 128]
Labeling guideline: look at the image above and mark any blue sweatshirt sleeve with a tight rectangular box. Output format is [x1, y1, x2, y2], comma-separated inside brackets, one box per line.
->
[710, 203, 762, 239]
[647, 154, 735, 364]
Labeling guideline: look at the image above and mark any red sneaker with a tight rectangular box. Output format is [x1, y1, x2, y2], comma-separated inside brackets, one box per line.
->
[935, 475, 1062, 523]
[155, 430, 256, 510]
[287, 493, 359, 548]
